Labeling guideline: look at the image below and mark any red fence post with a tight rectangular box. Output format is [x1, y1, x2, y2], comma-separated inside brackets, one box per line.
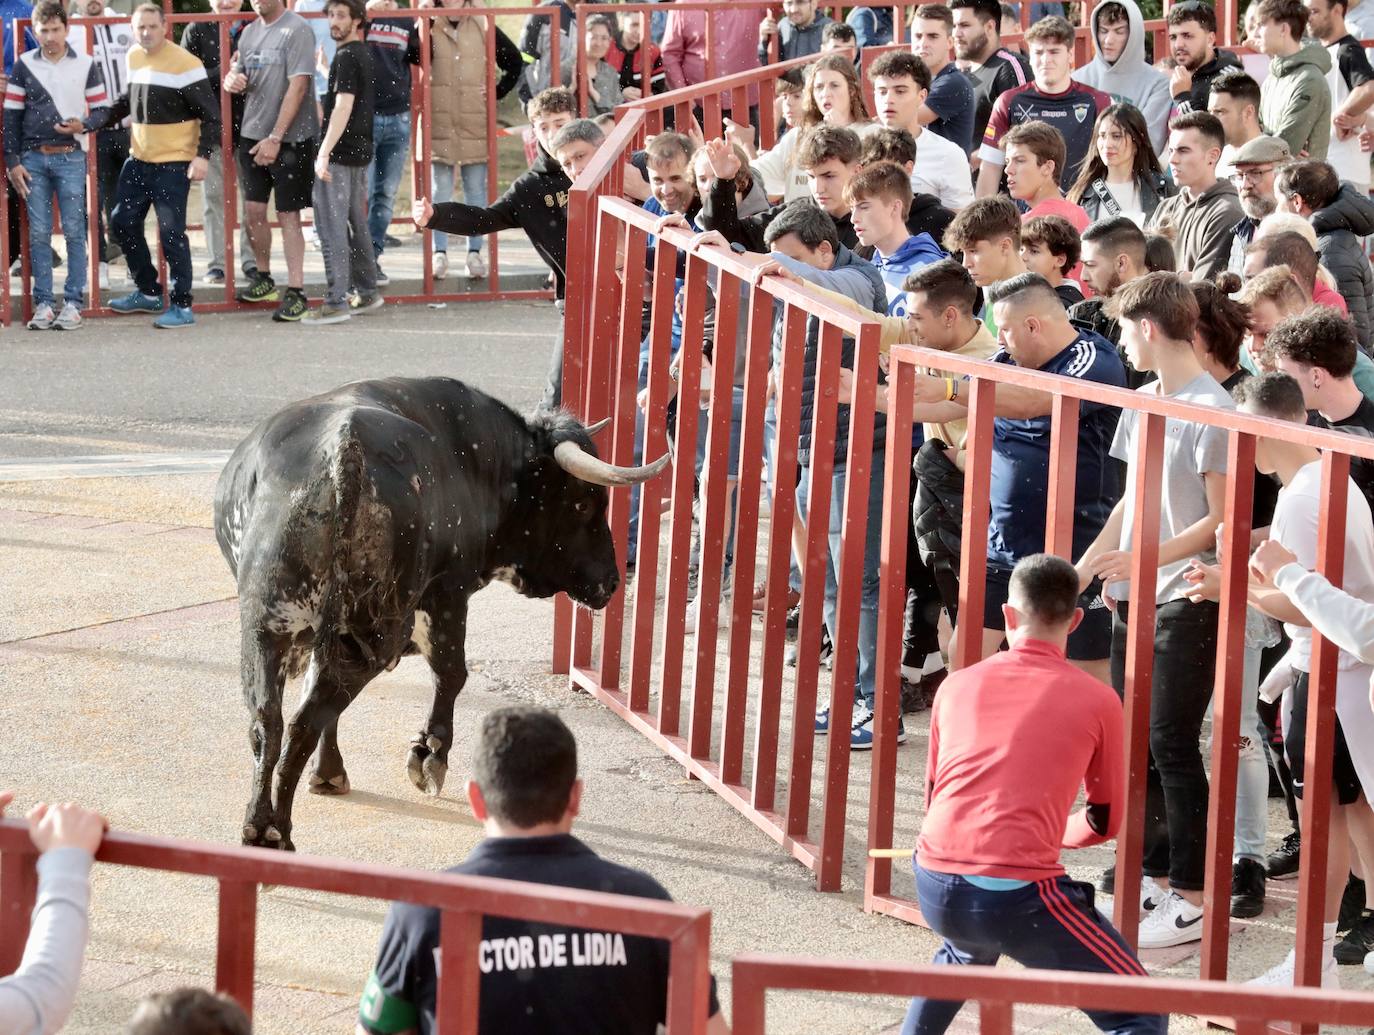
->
[952, 378, 994, 671]
[1113, 411, 1166, 949]
[1293, 450, 1351, 1011]
[215, 879, 258, 1019]
[436, 909, 482, 1035]
[0, 848, 37, 974]
[866, 351, 915, 906]
[1199, 431, 1256, 981]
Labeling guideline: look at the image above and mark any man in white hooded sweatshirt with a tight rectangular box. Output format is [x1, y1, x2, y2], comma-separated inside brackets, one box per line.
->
[1075, 0, 1173, 154]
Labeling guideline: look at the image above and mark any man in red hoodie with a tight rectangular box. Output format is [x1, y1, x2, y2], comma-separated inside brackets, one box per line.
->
[902, 553, 1164, 1035]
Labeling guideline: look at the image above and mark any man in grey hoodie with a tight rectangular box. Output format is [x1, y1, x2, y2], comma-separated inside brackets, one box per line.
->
[1075, 0, 1173, 153]
[1254, 0, 1333, 159]
[1148, 111, 1243, 282]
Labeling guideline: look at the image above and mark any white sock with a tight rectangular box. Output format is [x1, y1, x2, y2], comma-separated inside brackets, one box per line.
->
[1324, 920, 1338, 958]
[922, 651, 945, 676]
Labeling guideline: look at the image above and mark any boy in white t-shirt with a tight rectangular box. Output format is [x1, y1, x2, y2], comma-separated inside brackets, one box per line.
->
[1185, 370, 1374, 988]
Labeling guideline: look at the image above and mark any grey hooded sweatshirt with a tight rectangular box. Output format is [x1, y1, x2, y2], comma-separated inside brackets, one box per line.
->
[1260, 41, 1333, 160]
[1075, 0, 1172, 154]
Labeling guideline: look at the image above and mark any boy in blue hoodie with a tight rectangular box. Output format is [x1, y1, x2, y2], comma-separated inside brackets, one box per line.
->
[844, 160, 946, 317]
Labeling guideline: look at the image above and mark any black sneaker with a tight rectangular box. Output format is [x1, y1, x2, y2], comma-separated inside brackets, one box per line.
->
[785, 624, 832, 668]
[899, 677, 928, 714]
[1098, 864, 1116, 895]
[1230, 857, 1266, 919]
[1335, 909, 1374, 964]
[272, 287, 308, 323]
[236, 270, 279, 304]
[1339, 873, 1367, 931]
[1266, 830, 1301, 879]
[375, 264, 390, 286]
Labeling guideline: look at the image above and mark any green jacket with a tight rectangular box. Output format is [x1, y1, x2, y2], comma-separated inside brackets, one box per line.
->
[1260, 41, 1333, 159]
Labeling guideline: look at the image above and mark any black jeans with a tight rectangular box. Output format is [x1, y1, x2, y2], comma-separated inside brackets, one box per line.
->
[1110, 597, 1219, 891]
[111, 157, 194, 309]
[96, 127, 130, 261]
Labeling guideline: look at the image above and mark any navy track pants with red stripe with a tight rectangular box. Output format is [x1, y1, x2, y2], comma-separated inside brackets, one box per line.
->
[901, 863, 1166, 1035]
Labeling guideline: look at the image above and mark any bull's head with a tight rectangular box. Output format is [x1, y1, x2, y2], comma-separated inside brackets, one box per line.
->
[507, 413, 670, 610]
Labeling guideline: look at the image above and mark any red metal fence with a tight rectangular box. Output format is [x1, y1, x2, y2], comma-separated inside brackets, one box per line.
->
[0, 5, 562, 326]
[0, 818, 713, 1034]
[731, 954, 1374, 1033]
[554, 82, 1374, 1009]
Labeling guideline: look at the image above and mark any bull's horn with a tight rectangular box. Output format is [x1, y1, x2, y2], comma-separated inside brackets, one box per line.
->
[553, 441, 672, 486]
[583, 416, 612, 436]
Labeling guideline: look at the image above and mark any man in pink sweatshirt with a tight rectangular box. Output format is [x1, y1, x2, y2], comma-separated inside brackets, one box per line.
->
[660, 2, 765, 117]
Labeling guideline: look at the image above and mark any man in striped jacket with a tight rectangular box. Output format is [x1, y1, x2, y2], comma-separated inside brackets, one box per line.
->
[100, 2, 219, 329]
[3, 0, 108, 331]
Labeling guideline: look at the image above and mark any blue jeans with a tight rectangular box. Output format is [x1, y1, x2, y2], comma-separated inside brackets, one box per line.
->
[368, 112, 411, 257]
[22, 149, 87, 307]
[794, 448, 885, 713]
[111, 157, 193, 309]
[431, 160, 487, 255]
[902, 865, 1164, 1035]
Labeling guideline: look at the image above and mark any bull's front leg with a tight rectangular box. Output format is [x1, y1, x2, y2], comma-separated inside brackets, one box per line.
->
[241, 623, 289, 848]
[407, 600, 468, 797]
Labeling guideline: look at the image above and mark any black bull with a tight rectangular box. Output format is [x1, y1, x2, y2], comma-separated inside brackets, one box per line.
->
[213, 377, 667, 850]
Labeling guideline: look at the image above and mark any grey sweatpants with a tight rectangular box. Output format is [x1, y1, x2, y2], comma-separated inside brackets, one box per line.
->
[312, 162, 376, 307]
[202, 146, 254, 275]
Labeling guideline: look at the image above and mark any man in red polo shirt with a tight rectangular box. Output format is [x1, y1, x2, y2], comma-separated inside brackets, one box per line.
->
[902, 553, 1164, 1035]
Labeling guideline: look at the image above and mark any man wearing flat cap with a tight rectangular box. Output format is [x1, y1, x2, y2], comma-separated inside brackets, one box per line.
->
[1227, 134, 1293, 275]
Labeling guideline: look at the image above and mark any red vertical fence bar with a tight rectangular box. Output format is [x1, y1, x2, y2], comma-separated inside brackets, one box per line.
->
[953, 377, 995, 672]
[215, 878, 257, 1018]
[435, 909, 481, 1035]
[1044, 394, 1080, 558]
[865, 354, 914, 908]
[784, 320, 841, 841]
[687, 266, 740, 760]
[656, 251, 708, 737]
[753, 302, 807, 814]
[1199, 431, 1256, 980]
[817, 320, 881, 891]
[720, 286, 777, 786]
[1113, 411, 1166, 949]
[1293, 450, 1351, 1012]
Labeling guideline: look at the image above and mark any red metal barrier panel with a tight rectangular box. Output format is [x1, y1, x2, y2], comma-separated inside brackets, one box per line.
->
[730, 954, 1374, 1034]
[0, 820, 712, 1034]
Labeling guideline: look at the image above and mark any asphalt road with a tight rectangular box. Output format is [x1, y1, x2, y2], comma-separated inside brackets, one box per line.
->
[0, 297, 562, 459]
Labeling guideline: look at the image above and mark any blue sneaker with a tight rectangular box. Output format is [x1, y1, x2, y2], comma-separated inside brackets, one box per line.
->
[814, 709, 829, 735]
[153, 306, 194, 329]
[850, 710, 907, 751]
[110, 290, 164, 314]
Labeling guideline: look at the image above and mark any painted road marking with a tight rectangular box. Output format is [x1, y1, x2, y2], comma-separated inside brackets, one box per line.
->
[0, 451, 232, 482]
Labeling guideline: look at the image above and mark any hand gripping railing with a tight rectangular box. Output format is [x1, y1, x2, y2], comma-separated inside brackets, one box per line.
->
[0, 819, 713, 1034]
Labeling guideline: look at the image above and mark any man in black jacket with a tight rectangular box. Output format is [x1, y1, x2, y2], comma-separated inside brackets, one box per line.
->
[414, 87, 577, 404]
[365, 1, 420, 281]
[1166, 0, 1241, 117]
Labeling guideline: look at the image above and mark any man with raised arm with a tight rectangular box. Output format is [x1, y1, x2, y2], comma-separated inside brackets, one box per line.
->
[901, 553, 1164, 1035]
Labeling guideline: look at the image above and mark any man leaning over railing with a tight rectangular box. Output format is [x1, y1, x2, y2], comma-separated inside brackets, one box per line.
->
[355, 707, 730, 1035]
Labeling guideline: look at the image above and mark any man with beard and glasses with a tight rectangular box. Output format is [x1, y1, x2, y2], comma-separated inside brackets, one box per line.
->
[1208, 69, 1265, 179]
[1166, 0, 1241, 119]
[1227, 134, 1291, 274]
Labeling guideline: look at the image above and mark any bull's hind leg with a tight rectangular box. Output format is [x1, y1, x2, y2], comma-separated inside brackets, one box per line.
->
[406, 600, 468, 797]
[272, 652, 385, 851]
[308, 718, 350, 796]
[241, 622, 291, 848]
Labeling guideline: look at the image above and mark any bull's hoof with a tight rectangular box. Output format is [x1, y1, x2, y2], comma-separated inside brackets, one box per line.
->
[308, 771, 351, 796]
[406, 734, 448, 797]
[241, 823, 296, 852]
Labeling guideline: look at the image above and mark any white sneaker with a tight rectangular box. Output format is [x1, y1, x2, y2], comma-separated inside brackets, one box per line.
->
[1136, 891, 1204, 949]
[684, 592, 727, 634]
[465, 251, 487, 279]
[1140, 875, 1165, 917]
[433, 251, 448, 280]
[98, 261, 109, 289]
[1247, 948, 1340, 989]
[26, 303, 55, 329]
[1364, 948, 1373, 975]
[53, 301, 82, 330]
